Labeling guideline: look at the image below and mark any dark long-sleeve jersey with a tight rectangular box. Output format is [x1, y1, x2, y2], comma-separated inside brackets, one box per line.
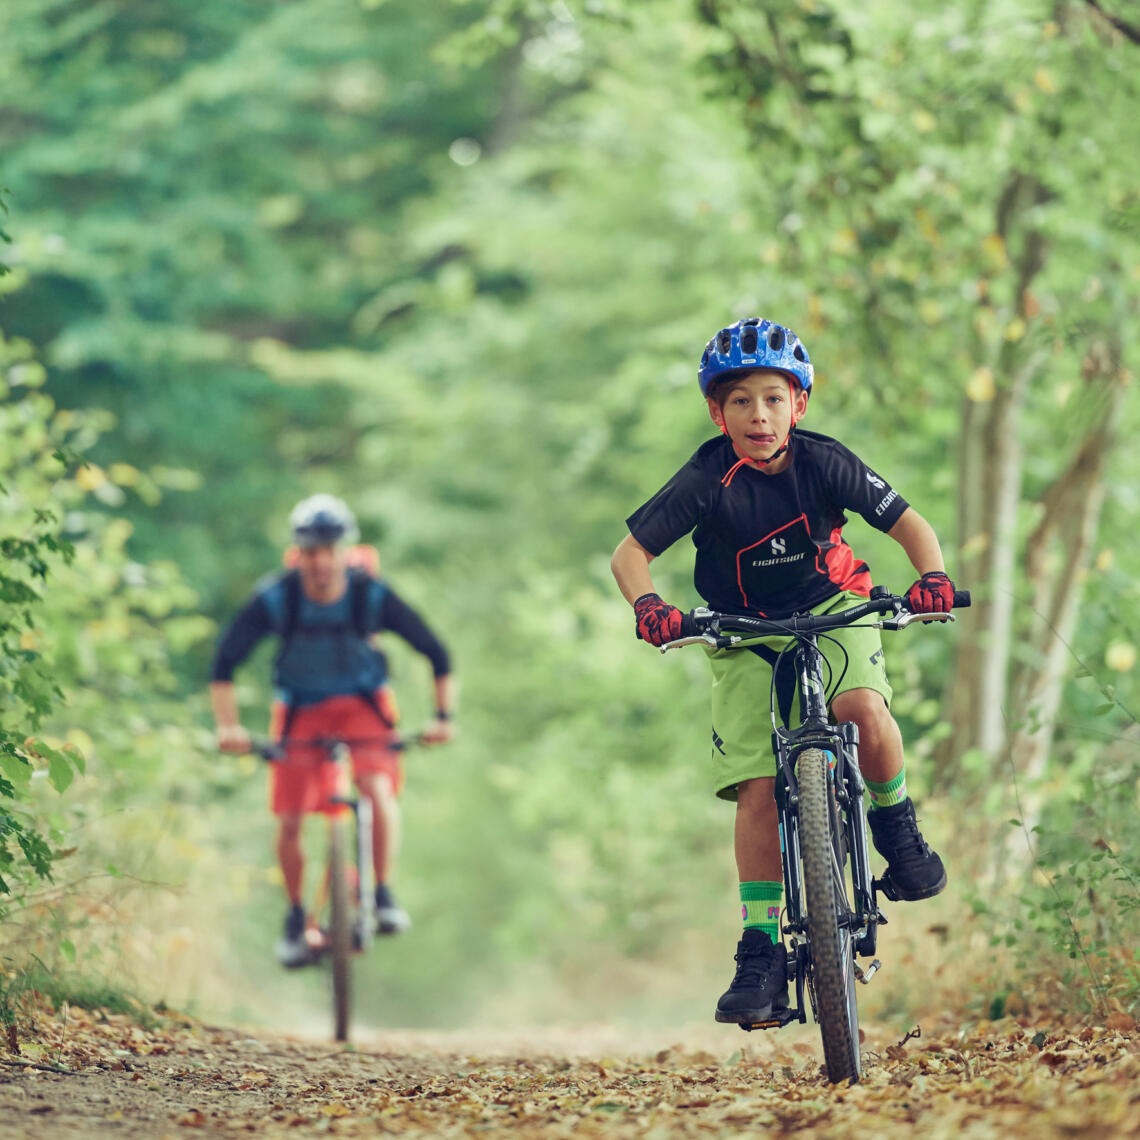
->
[212, 573, 450, 707]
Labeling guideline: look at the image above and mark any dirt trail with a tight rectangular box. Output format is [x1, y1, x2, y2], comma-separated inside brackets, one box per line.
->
[2, 1002, 1139, 1138]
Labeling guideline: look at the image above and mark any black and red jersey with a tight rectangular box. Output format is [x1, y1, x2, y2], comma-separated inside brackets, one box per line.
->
[626, 430, 909, 619]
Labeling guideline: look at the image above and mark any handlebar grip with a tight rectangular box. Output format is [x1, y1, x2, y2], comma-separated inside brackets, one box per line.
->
[678, 611, 699, 638]
[953, 590, 971, 609]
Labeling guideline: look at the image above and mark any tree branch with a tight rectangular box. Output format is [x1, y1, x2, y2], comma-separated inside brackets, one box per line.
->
[1085, 0, 1140, 45]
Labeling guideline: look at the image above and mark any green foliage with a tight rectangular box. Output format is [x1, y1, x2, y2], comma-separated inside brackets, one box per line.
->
[0, 347, 85, 903]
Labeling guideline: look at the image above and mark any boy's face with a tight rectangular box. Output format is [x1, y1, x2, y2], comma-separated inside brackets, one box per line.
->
[707, 370, 808, 464]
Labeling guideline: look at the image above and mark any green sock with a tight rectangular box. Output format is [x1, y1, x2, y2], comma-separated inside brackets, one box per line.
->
[740, 881, 784, 942]
[865, 769, 907, 809]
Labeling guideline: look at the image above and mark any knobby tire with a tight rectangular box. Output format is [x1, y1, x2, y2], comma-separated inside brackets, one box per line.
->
[328, 813, 352, 1043]
[797, 748, 861, 1083]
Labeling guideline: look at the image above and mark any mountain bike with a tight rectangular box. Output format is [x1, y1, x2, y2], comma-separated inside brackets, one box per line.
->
[660, 584, 969, 1083]
[252, 734, 420, 1043]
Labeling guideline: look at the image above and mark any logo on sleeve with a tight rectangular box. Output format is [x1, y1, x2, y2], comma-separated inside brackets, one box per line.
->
[866, 472, 886, 489]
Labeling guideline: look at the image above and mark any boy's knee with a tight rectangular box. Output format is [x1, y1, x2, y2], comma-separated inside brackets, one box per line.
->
[833, 688, 895, 741]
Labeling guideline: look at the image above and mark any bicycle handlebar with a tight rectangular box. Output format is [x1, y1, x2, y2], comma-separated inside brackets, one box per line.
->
[247, 734, 430, 762]
[661, 588, 971, 653]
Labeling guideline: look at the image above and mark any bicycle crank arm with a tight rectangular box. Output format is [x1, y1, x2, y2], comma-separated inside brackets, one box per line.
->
[854, 959, 882, 985]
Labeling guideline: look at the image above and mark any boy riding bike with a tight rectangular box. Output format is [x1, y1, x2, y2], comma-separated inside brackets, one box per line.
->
[611, 319, 957, 1027]
[210, 495, 455, 966]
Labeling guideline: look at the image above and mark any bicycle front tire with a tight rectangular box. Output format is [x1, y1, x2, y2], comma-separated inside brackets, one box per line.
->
[328, 812, 352, 1043]
[797, 747, 861, 1083]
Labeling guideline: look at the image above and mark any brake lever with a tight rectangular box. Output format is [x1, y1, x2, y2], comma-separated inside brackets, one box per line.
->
[878, 611, 956, 631]
[660, 633, 739, 653]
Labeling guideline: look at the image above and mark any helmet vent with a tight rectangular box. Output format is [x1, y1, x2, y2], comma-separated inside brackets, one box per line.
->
[743, 317, 760, 326]
[768, 327, 785, 352]
[793, 344, 807, 361]
[740, 327, 758, 355]
[718, 330, 732, 354]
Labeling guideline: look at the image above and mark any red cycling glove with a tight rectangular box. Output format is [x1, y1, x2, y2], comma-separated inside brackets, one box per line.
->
[905, 571, 955, 614]
[634, 593, 685, 646]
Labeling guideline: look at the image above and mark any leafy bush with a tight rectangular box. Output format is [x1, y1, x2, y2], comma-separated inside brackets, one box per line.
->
[0, 355, 85, 909]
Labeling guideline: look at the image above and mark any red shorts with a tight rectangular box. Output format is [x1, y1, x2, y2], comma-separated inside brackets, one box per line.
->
[268, 688, 402, 816]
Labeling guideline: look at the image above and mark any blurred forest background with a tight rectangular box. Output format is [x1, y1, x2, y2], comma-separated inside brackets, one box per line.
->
[0, 0, 1137, 1034]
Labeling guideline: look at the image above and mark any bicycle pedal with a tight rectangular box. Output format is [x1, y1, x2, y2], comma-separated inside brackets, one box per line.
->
[739, 1008, 798, 1032]
[872, 875, 899, 903]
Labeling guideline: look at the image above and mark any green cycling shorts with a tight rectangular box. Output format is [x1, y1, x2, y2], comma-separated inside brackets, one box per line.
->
[709, 590, 892, 801]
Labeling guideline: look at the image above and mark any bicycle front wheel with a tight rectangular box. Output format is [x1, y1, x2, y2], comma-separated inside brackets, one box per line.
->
[797, 747, 861, 1083]
[328, 812, 352, 1043]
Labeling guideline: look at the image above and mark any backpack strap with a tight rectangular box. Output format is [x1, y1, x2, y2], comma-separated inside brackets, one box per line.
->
[347, 569, 394, 729]
[348, 567, 372, 639]
[270, 570, 305, 742]
[279, 569, 303, 646]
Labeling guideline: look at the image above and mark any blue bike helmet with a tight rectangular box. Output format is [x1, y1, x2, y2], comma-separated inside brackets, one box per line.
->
[698, 319, 814, 397]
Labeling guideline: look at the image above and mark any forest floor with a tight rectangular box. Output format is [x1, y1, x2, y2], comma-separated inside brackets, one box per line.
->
[1, 998, 1138, 1138]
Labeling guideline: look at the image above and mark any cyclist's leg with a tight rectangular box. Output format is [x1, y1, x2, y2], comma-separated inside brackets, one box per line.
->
[276, 814, 305, 904]
[269, 698, 318, 905]
[269, 699, 325, 964]
[830, 688, 902, 785]
[812, 590, 896, 782]
[355, 769, 400, 884]
[709, 651, 789, 1022]
[344, 688, 409, 931]
[735, 777, 782, 881]
[817, 599, 945, 899]
[270, 698, 340, 895]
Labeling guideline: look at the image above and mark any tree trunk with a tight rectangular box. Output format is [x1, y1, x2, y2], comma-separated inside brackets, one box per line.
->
[935, 172, 1050, 787]
[1002, 346, 1126, 843]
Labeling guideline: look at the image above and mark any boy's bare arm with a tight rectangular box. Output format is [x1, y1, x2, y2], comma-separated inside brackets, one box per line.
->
[611, 533, 658, 605]
[887, 508, 946, 576]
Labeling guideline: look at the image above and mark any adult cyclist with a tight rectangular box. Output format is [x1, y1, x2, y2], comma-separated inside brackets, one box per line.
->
[210, 495, 455, 966]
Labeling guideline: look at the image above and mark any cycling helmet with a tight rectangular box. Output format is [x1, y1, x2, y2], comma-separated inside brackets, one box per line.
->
[289, 494, 359, 548]
[698, 318, 814, 397]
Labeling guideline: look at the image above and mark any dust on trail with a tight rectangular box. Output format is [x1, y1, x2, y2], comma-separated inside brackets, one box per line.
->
[2, 1001, 1139, 1139]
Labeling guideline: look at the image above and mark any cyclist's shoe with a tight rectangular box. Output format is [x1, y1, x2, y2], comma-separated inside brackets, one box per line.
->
[714, 929, 789, 1025]
[275, 904, 314, 968]
[869, 798, 947, 901]
[375, 884, 411, 935]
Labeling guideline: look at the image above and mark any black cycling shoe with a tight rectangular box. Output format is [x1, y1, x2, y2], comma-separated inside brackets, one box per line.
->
[714, 929, 789, 1025]
[275, 904, 313, 968]
[868, 798, 947, 901]
[375, 883, 411, 935]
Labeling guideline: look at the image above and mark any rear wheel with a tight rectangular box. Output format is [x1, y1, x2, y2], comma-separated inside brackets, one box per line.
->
[328, 813, 352, 1043]
[797, 748, 861, 1083]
